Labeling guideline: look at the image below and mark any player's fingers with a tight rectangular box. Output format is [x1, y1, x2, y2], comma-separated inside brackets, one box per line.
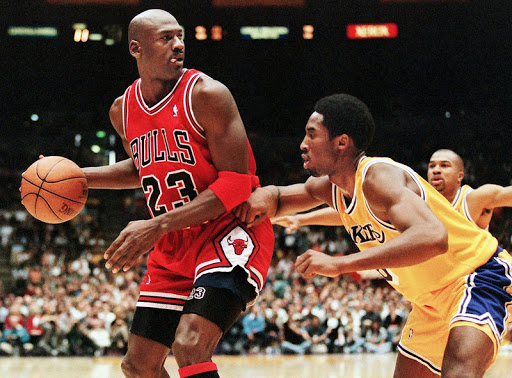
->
[294, 255, 309, 274]
[104, 233, 127, 260]
[286, 225, 298, 234]
[295, 252, 309, 266]
[296, 259, 316, 278]
[108, 246, 133, 273]
[233, 203, 244, 218]
[239, 207, 251, 223]
[104, 240, 128, 269]
[124, 255, 144, 272]
[122, 252, 144, 272]
[304, 271, 317, 279]
[247, 214, 266, 228]
[271, 216, 288, 226]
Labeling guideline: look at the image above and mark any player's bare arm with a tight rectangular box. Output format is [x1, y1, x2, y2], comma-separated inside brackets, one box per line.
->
[466, 184, 512, 228]
[105, 78, 251, 273]
[234, 175, 332, 227]
[82, 96, 141, 190]
[272, 206, 343, 233]
[295, 163, 448, 278]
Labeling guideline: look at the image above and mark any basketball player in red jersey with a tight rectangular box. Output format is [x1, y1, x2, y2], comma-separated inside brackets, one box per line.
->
[81, 9, 274, 378]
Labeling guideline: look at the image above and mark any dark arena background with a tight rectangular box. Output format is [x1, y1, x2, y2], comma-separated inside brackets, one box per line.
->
[1, 1, 512, 376]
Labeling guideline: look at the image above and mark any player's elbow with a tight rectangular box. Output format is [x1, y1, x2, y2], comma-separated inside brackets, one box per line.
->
[429, 224, 448, 256]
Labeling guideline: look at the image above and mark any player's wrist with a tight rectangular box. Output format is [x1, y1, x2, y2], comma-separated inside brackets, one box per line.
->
[260, 185, 280, 217]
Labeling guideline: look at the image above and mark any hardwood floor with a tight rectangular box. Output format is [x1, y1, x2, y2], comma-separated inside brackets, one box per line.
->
[0, 352, 510, 377]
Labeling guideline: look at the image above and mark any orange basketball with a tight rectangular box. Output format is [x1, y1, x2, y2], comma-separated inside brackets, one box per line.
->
[20, 156, 88, 224]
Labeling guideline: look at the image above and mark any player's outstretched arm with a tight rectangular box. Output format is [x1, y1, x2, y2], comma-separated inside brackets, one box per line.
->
[295, 163, 448, 278]
[272, 207, 343, 233]
[82, 158, 141, 189]
[234, 175, 332, 228]
[466, 184, 512, 226]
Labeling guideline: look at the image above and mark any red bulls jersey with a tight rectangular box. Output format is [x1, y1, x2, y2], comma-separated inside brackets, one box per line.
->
[122, 69, 258, 217]
[121, 69, 274, 305]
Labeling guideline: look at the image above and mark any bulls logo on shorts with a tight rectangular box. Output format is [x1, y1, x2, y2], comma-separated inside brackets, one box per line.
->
[219, 225, 256, 262]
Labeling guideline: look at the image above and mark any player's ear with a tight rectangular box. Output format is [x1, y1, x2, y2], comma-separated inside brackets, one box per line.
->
[457, 171, 464, 184]
[335, 134, 350, 150]
[129, 40, 141, 58]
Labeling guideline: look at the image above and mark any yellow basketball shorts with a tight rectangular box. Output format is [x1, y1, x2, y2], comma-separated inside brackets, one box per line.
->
[397, 247, 512, 375]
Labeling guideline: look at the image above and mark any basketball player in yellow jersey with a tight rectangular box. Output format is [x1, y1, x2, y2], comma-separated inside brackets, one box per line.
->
[428, 148, 512, 229]
[274, 148, 512, 233]
[235, 94, 512, 377]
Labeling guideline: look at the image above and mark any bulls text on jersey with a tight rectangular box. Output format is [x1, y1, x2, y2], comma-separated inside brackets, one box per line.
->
[130, 128, 196, 171]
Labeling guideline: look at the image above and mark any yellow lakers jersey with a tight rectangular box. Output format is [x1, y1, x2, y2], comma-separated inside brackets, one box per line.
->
[451, 184, 475, 223]
[332, 157, 498, 304]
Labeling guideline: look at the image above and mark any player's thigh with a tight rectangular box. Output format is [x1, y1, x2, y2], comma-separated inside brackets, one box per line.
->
[130, 306, 181, 349]
[181, 279, 248, 335]
[442, 325, 494, 374]
[394, 351, 440, 378]
[173, 285, 246, 365]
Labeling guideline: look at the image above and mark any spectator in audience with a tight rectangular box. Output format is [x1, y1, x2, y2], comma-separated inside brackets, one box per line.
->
[218, 318, 245, 356]
[86, 317, 111, 356]
[26, 303, 44, 348]
[0, 298, 8, 331]
[262, 313, 281, 354]
[242, 306, 266, 354]
[305, 315, 330, 354]
[281, 317, 312, 355]
[0, 304, 32, 355]
[363, 319, 393, 354]
[109, 313, 129, 356]
[382, 301, 404, 351]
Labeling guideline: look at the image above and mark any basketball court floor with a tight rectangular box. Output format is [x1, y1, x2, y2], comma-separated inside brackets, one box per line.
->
[1, 352, 511, 377]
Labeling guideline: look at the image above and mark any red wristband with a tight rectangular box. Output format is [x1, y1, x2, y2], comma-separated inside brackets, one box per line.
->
[208, 171, 252, 211]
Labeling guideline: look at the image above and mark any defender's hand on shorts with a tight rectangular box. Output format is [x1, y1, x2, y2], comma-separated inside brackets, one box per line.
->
[104, 218, 164, 273]
[295, 250, 344, 278]
[234, 187, 277, 227]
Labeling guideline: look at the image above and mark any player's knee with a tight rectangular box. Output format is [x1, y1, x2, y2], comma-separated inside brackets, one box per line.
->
[121, 356, 140, 378]
[121, 355, 161, 378]
[172, 327, 217, 366]
[442, 364, 486, 378]
[442, 351, 490, 378]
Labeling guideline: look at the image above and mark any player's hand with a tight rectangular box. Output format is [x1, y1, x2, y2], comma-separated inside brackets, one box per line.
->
[104, 218, 164, 273]
[294, 250, 344, 278]
[20, 155, 46, 197]
[272, 215, 300, 234]
[233, 187, 276, 227]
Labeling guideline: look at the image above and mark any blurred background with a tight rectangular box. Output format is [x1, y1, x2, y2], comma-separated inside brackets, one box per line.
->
[1, 0, 512, 359]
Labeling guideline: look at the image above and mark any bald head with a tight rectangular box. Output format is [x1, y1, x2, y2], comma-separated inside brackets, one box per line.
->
[430, 149, 464, 172]
[427, 149, 465, 199]
[128, 9, 178, 42]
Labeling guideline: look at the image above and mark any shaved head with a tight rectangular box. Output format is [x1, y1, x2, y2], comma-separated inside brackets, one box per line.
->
[427, 149, 465, 200]
[128, 9, 178, 42]
[430, 149, 464, 172]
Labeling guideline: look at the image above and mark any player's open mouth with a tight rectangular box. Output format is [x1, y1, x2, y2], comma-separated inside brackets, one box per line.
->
[430, 177, 443, 185]
[302, 155, 309, 169]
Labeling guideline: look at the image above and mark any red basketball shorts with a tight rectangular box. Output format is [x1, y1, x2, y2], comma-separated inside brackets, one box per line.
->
[136, 213, 275, 312]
